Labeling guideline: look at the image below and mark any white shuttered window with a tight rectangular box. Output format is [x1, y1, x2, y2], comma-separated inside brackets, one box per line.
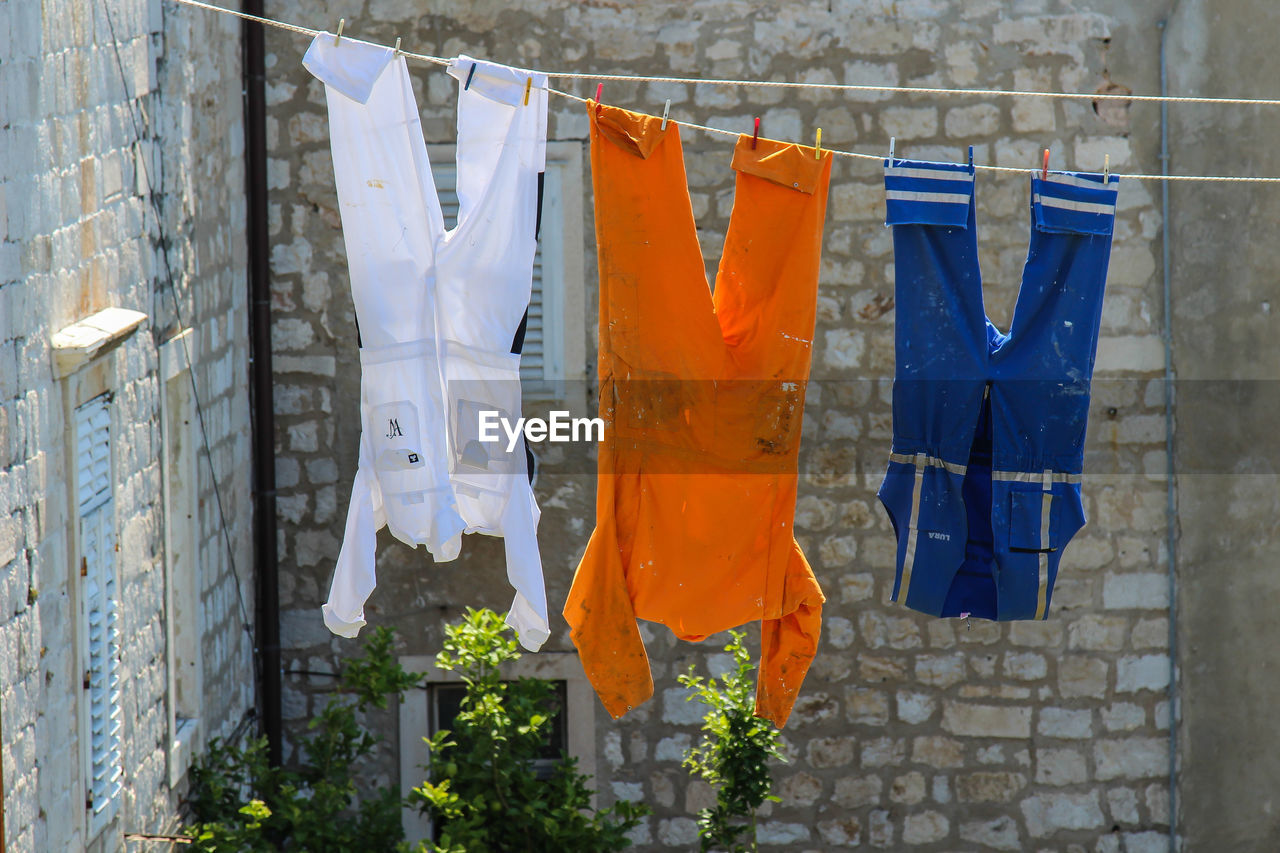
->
[76, 394, 122, 828]
[430, 160, 562, 389]
[427, 141, 586, 408]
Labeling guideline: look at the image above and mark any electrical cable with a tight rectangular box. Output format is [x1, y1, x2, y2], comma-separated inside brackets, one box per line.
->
[98, 0, 261, 678]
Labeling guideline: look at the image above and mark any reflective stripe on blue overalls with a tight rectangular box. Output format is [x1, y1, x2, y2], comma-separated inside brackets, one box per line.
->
[878, 159, 1118, 621]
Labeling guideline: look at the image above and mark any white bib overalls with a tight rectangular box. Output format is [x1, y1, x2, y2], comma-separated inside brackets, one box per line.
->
[304, 36, 549, 650]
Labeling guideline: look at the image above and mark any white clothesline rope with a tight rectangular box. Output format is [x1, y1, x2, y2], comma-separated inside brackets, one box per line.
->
[171, 0, 1280, 184]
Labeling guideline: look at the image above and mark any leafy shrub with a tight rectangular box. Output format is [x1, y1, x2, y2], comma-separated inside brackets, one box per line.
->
[679, 630, 784, 852]
[183, 627, 416, 852]
[409, 607, 647, 852]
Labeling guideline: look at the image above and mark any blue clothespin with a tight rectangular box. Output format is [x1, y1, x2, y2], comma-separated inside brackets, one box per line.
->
[464, 63, 477, 90]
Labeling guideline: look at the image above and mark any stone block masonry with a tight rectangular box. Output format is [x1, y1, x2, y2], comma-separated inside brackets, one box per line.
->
[0, 1, 255, 850]
[265, 0, 1175, 849]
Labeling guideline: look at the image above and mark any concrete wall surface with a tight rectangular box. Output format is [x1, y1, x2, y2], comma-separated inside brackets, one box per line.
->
[255, 1, 1268, 851]
[1166, 1, 1280, 851]
[0, 1, 255, 850]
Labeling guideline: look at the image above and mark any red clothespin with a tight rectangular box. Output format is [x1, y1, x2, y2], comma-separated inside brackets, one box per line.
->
[595, 83, 604, 103]
[1042, 148, 1050, 180]
[752, 117, 760, 149]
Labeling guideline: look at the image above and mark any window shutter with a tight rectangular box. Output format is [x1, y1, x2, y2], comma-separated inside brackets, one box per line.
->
[76, 395, 122, 817]
[432, 164, 546, 384]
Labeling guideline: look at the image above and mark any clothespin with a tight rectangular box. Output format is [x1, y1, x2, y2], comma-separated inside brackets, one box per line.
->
[523, 77, 532, 106]
[661, 99, 670, 130]
[815, 127, 822, 160]
[1042, 148, 1050, 180]
[464, 63, 477, 91]
[960, 611, 973, 631]
[595, 83, 604, 103]
[333, 18, 344, 47]
[968, 145, 974, 172]
[393, 37, 401, 57]
[1104, 153, 1110, 182]
[752, 117, 760, 150]
[889, 136, 895, 165]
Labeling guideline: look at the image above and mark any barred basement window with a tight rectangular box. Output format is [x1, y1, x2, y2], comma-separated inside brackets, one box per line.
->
[75, 393, 122, 833]
[427, 680, 569, 781]
[398, 651, 597, 840]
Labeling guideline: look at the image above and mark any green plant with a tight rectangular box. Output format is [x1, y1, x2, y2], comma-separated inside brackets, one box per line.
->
[679, 630, 784, 853]
[410, 607, 647, 852]
[184, 626, 419, 852]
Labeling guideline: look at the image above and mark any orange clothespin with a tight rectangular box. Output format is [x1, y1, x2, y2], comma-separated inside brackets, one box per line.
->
[1042, 148, 1050, 179]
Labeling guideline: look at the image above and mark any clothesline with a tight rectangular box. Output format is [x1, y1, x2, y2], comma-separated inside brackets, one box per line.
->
[172, 0, 1280, 184]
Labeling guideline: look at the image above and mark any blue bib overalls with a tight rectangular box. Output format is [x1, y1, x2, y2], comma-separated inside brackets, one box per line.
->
[878, 159, 1119, 621]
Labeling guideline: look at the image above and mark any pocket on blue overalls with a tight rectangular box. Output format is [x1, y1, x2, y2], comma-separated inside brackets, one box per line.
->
[1004, 483, 1087, 552]
[879, 459, 968, 615]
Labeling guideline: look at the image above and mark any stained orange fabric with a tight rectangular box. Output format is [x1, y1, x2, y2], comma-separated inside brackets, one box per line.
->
[563, 102, 831, 728]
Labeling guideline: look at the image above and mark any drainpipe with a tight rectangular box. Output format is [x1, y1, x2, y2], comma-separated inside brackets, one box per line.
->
[1, 701, 5, 846]
[243, 0, 282, 765]
[1158, 9, 1180, 852]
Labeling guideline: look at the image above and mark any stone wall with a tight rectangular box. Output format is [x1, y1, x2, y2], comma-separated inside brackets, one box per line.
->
[266, 1, 1178, 849]
[0, 1, 254, 850]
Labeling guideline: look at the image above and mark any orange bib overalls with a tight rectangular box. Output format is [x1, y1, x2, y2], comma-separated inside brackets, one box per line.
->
[564, 102, 831, 727]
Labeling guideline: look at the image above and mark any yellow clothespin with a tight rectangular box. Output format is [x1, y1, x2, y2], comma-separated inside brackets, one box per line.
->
[524, 77, 532, 106]
[815, 127, 822, 160]
[333, 18, 344, 47]
[393, 37, 401, 57]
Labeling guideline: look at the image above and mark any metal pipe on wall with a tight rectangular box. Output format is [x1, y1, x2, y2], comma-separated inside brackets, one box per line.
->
[1158, 6, 1181, 850]
[242, 0, 283, 765]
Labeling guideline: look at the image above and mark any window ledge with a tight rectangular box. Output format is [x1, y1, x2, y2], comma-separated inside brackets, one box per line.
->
[52, 307, 148, 378]
[168, 716, 202, 789]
